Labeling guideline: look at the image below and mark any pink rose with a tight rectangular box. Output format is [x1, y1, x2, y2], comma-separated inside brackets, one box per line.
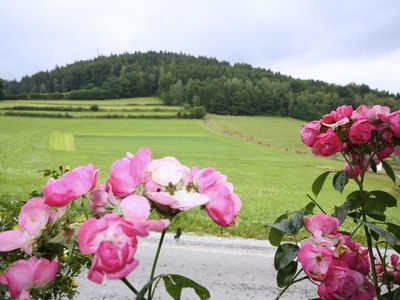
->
[349, 119, 375, 145]
[317, 266, 375, 300]
[78, 214, 139, 284]
[106, 148, 151, 198]
[351, 105, 369, 121]
[204, 182, 241, 227]
[0, 256, 58, 300]
[301, 121, 321, 147]
[334, 105, 353, 121]
[147, 156, 190, 187]
[304, 214, 339, 238]
[120, 195, 169, 236]
[388, 111, 400, 138]
[0, 198, 51, 254]
[298, 242, 333, 281]
[89, 184, 120, 214]
[376, 147, 394, 160]
[321, 113, 335, 124]
[146, 188, 209, 212]
[43, 164, 98, 207]
[344, 163, 362, 179]
[366, 105, 390, 120]
[339, 236, 370, 275]
[312, 129, 344, 156]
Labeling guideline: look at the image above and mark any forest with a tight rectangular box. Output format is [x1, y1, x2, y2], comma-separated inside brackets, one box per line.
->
[1, 51, 399, 120]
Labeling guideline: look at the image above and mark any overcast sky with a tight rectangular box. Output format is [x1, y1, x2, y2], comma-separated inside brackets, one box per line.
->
[1, 0, 399, 93]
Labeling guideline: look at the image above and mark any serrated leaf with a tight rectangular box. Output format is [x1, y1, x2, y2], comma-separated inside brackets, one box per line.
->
[312, 171, 331, 197]
[362, 221, 398, 246]
[274, 243, 299, 271]
[277, 261, 298, 288]
[268, 214, 288, 246]
[332, 171, 348, 193]
[382, 160, 396, 183]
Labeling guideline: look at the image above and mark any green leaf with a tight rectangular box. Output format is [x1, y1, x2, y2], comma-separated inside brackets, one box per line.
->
[369, 190, 397, 208]
[382, 160, 396, 183]
[381, 286, 400, 300]
[277, 261, 298, 288]
[332, 171, 348, 193]
[312, 171, 331, 197]
[268, 214, 288, 246]
[333, 206, 347, 225]
[393, 245, 400, 254]
[269, 219, 297, 236]
[290, 208, 305, 232]
[362, 221, 398, 246]
[137, 274, 210, 300]
[387, 223, 400, 240]
[163, 274, 210, 300]
[274, 243, 299, 271]
[304, 202, 316, 215]
[370, 159, 377, 173]
[137, 276, 159, 299]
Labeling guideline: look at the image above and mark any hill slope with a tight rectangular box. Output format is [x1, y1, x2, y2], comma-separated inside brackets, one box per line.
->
[2, 51, 399, 120]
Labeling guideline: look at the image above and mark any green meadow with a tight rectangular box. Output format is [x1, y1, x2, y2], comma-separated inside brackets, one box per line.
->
[0, 98, 398, 240]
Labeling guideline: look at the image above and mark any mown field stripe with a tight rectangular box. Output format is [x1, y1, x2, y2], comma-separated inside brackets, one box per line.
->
[48, 132, 75, 151]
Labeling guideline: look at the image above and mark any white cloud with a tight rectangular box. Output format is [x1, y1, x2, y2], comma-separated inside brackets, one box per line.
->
[0, 0, 399, 93]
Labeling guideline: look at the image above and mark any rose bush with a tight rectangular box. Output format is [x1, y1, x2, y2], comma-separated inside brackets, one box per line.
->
[0, 149, 241, 300]
[272, 104, 400, 300]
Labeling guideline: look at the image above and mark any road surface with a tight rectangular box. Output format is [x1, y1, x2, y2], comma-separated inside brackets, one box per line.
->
[76, 232, 316, 299]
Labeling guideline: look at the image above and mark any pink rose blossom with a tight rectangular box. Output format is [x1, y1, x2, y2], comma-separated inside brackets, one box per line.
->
[89, 184, 120, 214]
[312, 129, 344, 156]
[204, 182, 241, 227]
[298, 242, 332, 281]
[106, 148, 151, 198]
[317, 266, 375, 300]
[43, 164, 98, 207]
[349, 119, 375, 145]
[376, 147, 394, 160]
[388, 111, 400, 138]
[301, 121, 321, 147]
[0, 198, 51, 254]
[339, 236, 370, 275]
[344, 163, 362, 179]
[351, 105, 369, 121]
[120, 195, 169, 236]
[321, 113, 335, 124]
[147, 156, 190, 187]
[334, 105, 353, 121]
[304, 214, 339, 238]
[78, 214, 139, 284]
[0, 256, 58, 300]
[367, 105, 390, 120]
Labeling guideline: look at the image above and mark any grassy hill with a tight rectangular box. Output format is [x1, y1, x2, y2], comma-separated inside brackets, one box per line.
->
[0, 99, 398, 241]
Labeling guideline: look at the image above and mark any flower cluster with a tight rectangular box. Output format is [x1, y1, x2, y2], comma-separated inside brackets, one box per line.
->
[298, 214, 375, 300]
[0, 148, 240, 299]
[301, 104, 400, 178]
[375, 253, 400, 286]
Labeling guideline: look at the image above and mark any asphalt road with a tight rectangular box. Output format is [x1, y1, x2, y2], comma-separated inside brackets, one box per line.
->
[76, 233, 316, 300]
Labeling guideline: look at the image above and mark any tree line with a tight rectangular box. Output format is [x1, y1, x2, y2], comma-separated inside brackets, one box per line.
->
[1, 51, 399, 120]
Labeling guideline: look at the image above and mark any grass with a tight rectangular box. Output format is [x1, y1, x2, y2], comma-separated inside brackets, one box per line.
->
[0, 104, 398, 241]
